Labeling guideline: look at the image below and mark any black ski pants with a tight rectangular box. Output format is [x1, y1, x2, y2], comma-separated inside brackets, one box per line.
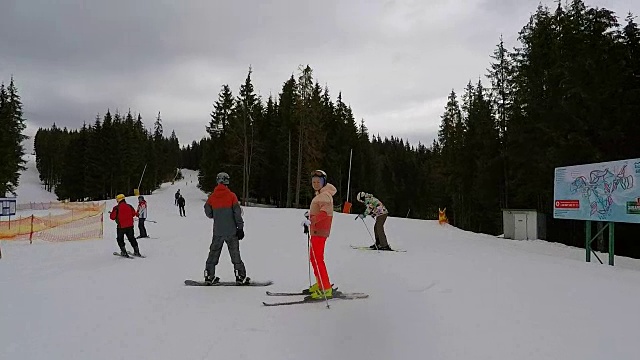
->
[117, 226, 139, 250]
[138, 218, 148, 238]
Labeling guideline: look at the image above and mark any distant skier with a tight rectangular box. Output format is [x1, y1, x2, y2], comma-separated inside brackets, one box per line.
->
[109, 194, 142, 257]
[301, 169, 337, 299]
[174, 189, 180, 206]
[202, 172, 249, 285]
[177, 194, 186, 217]
[136, 195, 149, 238]
[356, 191, 392, 250]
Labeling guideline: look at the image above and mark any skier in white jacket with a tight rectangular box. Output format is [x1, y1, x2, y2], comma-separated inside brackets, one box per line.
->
[137, 196, 149, 238]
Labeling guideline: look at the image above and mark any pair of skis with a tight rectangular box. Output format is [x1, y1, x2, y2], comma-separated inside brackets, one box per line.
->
[183, 279, 368, 306]
[263, 288, 369, 307]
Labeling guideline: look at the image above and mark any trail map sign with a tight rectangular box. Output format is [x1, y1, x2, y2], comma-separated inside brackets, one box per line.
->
[554, 158, 640, 223]
[0, 198, 16, 217]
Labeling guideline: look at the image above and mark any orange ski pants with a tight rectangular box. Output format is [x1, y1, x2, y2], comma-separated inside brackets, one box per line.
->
[310, 236, 331, 291]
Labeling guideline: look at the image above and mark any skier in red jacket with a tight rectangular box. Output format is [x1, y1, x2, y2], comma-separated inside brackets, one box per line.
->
[109, 194, 142, 257]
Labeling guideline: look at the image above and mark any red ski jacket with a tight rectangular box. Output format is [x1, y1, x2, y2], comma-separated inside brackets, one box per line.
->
[110, 201, 138, 228]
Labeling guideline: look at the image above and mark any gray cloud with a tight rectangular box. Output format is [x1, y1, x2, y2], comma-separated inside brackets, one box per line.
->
[2, 0, 639, 150]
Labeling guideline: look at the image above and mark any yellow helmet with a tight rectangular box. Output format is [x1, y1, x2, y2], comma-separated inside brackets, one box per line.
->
[116, 194, 125, 202]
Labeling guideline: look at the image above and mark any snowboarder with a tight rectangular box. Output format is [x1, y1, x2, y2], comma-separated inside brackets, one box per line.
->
[174, 189, 180, 206]
[109, 194, 142, 257]
[301, 169, 337, 299]
[136, 195, 149, 238]
[356, 191, 392, 250]
[202, 172, 249, 285]
[177, 194, 186, 217]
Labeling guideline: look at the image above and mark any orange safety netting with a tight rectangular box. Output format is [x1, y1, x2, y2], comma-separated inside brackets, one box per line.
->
[0, 202, 105, 242]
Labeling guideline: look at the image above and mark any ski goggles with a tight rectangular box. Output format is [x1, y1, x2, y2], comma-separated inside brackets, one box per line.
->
[310, 170, 326, 178]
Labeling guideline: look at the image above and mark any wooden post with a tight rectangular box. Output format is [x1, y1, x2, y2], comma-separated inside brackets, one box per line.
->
[29, 214, 34, 244]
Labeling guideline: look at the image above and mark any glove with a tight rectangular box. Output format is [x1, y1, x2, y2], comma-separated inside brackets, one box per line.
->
[236, 228, 245, 240]
[301, 219, 311, 234]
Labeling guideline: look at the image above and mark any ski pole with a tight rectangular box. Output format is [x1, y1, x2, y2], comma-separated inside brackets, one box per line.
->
[359, 217, 379, 252]
[309, 236, 330, 309]
[304, 211, 312, 289]
[134, 219, 156, 224]
[307, 232, 312, 289]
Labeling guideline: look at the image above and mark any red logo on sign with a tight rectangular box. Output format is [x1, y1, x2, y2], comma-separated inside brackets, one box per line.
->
[555, 200, 580, 209]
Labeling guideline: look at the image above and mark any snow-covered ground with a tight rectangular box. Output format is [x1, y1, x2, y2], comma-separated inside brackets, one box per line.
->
[2, 156, 640, 360]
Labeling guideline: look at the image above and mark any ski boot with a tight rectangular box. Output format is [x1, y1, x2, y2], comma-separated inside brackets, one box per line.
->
[309, 287, 333, 300]
[235, 270, 251, 285]
[303, 283, 338, 294]
[204, 270, 219, 285]
[132, 246, 143, 257]
[119, 247, 130, 258]
[369, 244, 378, 250]
[302, 282, 320, 295]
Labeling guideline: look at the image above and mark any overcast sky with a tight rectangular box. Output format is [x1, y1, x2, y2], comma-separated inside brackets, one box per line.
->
[1, 0, 638, 151]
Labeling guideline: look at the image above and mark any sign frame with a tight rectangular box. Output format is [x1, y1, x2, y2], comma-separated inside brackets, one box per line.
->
[553, 158, 640, 266]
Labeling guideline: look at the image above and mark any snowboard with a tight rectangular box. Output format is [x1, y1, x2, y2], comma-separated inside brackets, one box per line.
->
[262, 290, 369, 306]
[113, 251, 146, 258]
[350, 245, 407, 252]
[113, 252, 134, 259]
[184, 279, 273, 287]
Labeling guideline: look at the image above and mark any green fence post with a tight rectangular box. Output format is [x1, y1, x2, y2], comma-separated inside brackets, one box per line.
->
[608, 222, 615, 266]
[585, 221, 591, 262]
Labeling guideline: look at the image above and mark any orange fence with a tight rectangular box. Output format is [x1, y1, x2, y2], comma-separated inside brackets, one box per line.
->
[0, 201, 105, 242]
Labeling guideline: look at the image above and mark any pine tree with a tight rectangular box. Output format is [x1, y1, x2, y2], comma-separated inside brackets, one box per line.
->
[294, 65, 314, 207]
[200, 85, 235, 192]
[278, 76, 297, 207]
[0, 77, 27, 196]
[487, 36, 515, 208]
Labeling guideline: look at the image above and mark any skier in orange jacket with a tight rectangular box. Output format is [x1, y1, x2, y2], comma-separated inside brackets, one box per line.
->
[302, 170, 337, 299]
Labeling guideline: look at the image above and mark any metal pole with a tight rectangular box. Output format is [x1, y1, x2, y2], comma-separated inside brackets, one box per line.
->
[137, 163, 148, 190]
[360, 217, 379, 252]
[307, 232, 312, 289]
[346, 149, 353, 201]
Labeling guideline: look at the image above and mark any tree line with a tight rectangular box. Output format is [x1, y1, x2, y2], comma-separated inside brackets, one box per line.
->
[25, 0, 640, 258]
[34, 111, 180, 201]
[180, 0, 640, 258]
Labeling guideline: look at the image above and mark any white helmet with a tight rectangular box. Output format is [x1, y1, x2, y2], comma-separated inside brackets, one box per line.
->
[216, 172, 230, 185]
[356, 192, 366, 202]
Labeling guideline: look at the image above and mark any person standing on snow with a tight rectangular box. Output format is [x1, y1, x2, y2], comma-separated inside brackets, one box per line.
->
[174, 189, 180, 206]
[177, 194, 186, 217]
[136, 195, 149, 238]
[356, 191, 392, 251]
[109, 194, 143, 257]
[301, 169, 337, 300]
[202, 172, 249, 285]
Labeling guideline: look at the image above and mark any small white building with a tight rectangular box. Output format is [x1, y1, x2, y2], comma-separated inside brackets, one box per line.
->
[502, 209, 546, 240]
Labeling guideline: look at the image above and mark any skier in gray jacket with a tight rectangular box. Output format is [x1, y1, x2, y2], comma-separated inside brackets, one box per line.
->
[202, 172, 249, 285]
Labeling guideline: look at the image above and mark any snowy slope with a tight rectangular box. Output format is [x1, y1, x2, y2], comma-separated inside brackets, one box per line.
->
[10, 154, 58, 203]
[2, 159, 640, 360]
